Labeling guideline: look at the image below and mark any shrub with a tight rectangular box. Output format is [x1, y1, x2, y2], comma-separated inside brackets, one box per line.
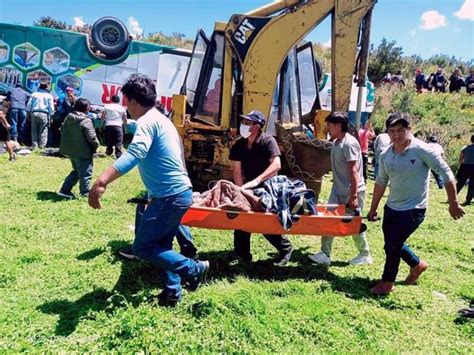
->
[372, 87, 474, 171]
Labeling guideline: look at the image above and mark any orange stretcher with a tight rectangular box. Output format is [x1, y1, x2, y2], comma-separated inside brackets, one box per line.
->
[180, 205, 365, 236]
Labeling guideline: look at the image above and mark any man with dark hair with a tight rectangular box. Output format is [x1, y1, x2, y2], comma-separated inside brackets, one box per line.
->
[26, 83, 55, 149]
[456, 135, 474, 206]
[89, 74, 208, 306]
[229, 110, 293, 266]
[432, 68, 447, 93]
[58, 98, 99, 198]
[448, 68, 465, 93]
[6, 83, 29, 144]
[414, 68, 425, 93]
[52, 87, 76, 147]
[368, 113, 464, 295]
[465, 68, 474, 94]
[309, 111, 372, 266]
[102, 95, 127, 158]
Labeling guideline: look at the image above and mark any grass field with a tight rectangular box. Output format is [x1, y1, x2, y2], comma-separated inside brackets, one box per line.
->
[0, 150, 472, 352]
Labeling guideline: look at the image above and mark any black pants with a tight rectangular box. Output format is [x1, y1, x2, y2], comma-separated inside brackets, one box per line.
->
[362, 153, 368, 182]
[104, 125, 124, 158]
[456, 163, 474, 203]
[234, 230, 292, 261]
[382, 205, 426, 282]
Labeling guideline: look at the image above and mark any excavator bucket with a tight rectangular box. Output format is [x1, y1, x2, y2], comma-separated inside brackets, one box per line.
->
[276, 123, 332, 201]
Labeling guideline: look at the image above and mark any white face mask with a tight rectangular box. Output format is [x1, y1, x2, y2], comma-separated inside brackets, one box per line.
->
[240, 124, 252, 138]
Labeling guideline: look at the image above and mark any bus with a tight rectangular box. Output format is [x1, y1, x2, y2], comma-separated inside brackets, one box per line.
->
[0, 19, 190, 111]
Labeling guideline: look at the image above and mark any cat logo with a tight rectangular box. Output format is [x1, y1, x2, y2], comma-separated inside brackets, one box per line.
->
[234, 19, 256, 45]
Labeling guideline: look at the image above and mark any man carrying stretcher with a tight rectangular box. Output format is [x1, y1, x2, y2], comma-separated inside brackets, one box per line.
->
[229, 110, 294, 266]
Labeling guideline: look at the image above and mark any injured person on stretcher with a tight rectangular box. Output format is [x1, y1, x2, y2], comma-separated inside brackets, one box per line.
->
[183, 175, 365, 237]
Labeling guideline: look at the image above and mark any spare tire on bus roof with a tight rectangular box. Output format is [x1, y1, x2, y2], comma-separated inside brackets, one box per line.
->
[91, 17, 130, 59]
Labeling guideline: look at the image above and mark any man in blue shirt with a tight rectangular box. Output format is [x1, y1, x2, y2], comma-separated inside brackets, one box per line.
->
[88, 74, 208, 306]
[6, 83, 30, 144]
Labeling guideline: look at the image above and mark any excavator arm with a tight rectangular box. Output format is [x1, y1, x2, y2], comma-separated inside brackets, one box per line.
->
[225, 0, 376, 128]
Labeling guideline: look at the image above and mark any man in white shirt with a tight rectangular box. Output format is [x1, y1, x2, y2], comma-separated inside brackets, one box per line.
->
[26, 83, 55, 149]
[102, 95, 127, 158]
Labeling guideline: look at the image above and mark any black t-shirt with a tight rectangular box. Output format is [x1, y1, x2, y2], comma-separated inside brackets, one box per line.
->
[229, 132, 281, 181]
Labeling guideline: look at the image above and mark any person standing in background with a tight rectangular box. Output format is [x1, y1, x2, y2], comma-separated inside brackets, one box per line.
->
[448, 68, 465, 93]
[6, 83, 29, 144]
[26, 83, 55, 150]
[432, 68, 447, 93]
[456, 135, 474, 206]
[427, 135, 445, 189]
[102, 95, 127, 159]
[358, 119, 376, 182]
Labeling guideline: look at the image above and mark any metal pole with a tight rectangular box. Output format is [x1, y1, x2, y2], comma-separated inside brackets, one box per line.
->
[354, 9, 373, 132]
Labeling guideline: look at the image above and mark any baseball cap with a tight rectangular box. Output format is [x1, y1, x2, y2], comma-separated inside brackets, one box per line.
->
[65, 87, 75, 93]
[240, 110, 266, 126]
[386, 113, 411, 129]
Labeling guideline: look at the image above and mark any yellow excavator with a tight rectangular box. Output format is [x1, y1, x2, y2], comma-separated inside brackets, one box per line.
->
[171, 0, 376, 199]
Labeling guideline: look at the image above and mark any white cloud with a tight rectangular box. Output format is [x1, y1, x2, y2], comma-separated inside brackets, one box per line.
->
[454, 0, 474, 20]
[73, 16, 85, 28]
[419, 10, 447, 30]
[322, 38, 331, 48]
[128, 16, 143, 38]
[431, 47, 440, 53]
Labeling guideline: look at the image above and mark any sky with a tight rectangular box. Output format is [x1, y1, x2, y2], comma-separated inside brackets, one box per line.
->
[1, 0, 473, 61]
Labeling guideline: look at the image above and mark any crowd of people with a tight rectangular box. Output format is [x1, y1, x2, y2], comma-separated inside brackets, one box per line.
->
[0, 73, 472, 306]
[415, 67, 474, 94]
[0, 83, 129, 164]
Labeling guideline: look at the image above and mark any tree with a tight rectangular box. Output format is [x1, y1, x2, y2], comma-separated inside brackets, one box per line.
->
[144, 32, 194, 49]
[368, 37, 404, 83]
[33, 16, 69, 30]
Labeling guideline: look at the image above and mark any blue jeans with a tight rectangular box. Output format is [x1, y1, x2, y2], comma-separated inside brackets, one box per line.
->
[9, 108, 27, 142]
[132, 188, 200, 297]
[381, 205, 426, 282]
[60, 158, 94, 196]
[135, 203, 197, 257]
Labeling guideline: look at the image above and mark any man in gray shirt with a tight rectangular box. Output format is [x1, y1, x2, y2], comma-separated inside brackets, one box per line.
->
[368, 113, 464, 295]
[309, 112, 372, 266]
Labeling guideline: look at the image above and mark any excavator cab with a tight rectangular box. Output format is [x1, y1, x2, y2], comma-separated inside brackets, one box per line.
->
[177, 27, 325, 192]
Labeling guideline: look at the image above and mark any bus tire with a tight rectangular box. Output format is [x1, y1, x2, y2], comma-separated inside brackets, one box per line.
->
[91, 17, 130, 59]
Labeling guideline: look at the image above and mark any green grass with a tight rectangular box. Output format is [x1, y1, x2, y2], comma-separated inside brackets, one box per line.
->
[0, 151, 473, 352]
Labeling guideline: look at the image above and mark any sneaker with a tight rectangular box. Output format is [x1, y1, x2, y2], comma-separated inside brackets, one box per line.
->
[404, 259, 428, 285]
[57, 190, 77, 199]
[370, 281, 395, 295]
[187, 260, 209, 291]
[308, 251, 331, 265]
[118, 246, 136, 260]
[349, 254, 373, 265]
[274, 246, 293, 266]
[157, 290, 181, 307]
[462, 201, 471, 206]
[8, 154, 16, 162]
